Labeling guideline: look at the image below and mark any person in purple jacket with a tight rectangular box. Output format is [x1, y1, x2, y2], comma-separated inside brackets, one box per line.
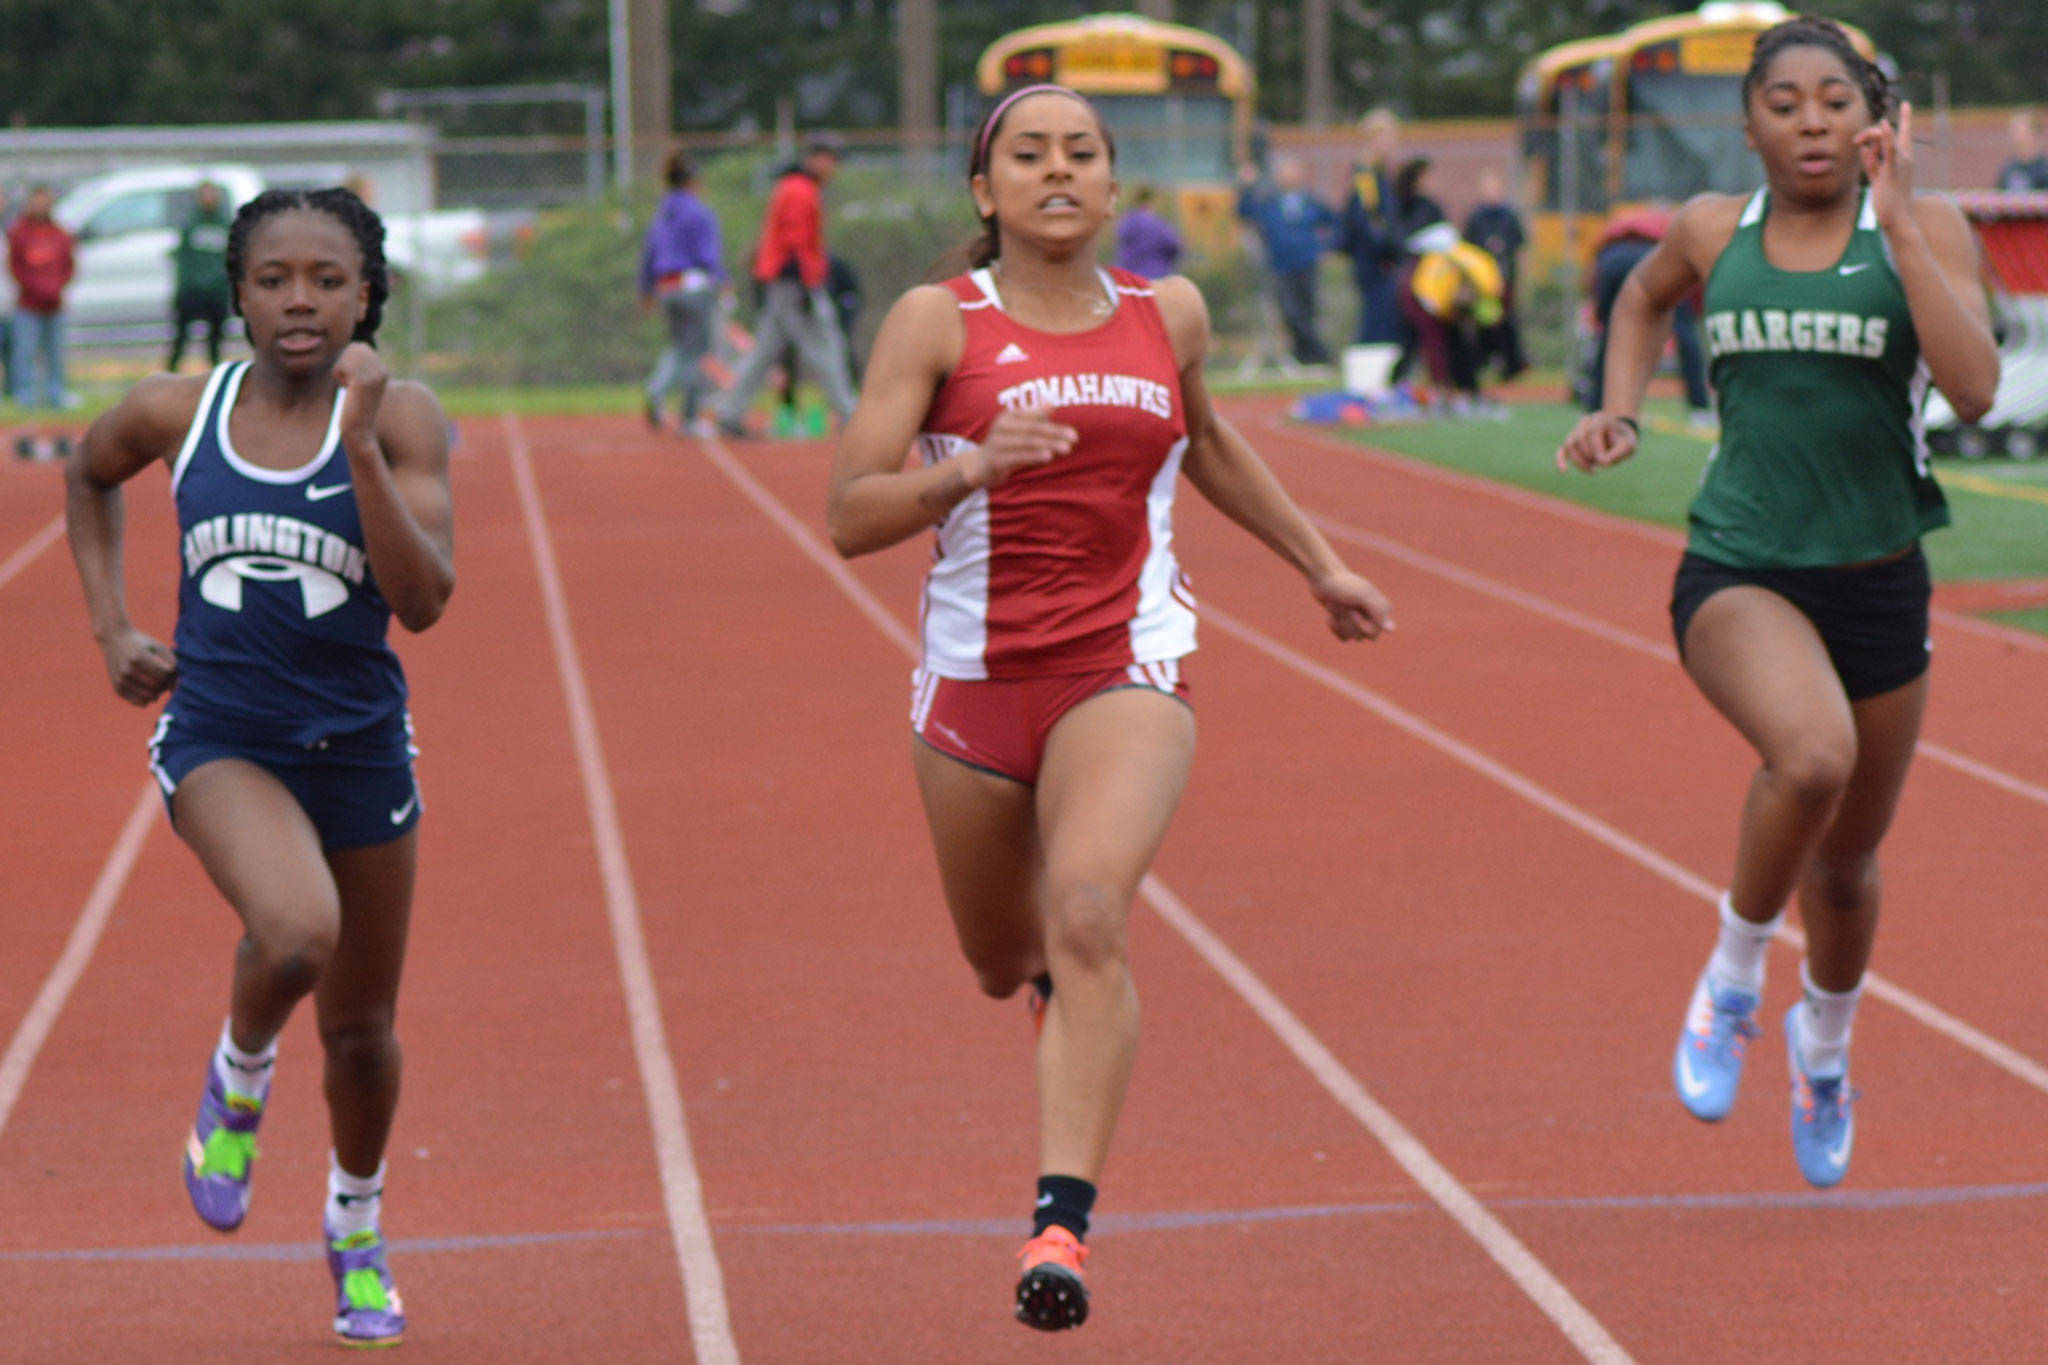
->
[639, 151, 726, 436]
[1113, 185, 1182, 279]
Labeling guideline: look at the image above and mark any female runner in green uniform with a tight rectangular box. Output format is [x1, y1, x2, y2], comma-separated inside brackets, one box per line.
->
[1557, 16, 1997, 1188]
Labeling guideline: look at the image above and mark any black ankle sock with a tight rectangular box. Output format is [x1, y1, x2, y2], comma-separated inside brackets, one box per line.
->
[1031, 972, 1054, 1001]
[1033, 1174, 1096, 1240]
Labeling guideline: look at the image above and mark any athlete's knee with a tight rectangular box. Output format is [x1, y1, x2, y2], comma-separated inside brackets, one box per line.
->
[1764, 733, 1857, 812]
[1042, 878, 1130, 974]
[1804, 852, 1880, 913]
[967, 960, 1032, 1000]
[320, 1016, 400, 1080]
[242, 908, 340, 996]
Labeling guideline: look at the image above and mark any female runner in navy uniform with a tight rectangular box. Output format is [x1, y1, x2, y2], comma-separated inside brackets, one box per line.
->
[827, 86, 1393, 1330]
[1558, 19, 1996, 1187]
[66, 187, 454, 1346]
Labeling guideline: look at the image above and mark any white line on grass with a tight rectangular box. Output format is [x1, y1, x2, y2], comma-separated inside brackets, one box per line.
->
[503, 416, 738, 1365]
[696, 432, 1637, 1365]
[0, 781, 157, 1140]
[1308, 512, 2048, 811]
[0, 515, 63, 592]
[1200, 601, 2048, 1098]
[1267, 412, 2048, 656]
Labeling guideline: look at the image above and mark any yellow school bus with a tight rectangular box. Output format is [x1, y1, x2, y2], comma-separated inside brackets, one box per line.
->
[977, 12, 1254, 254]
[1517, 1, 1879, 267]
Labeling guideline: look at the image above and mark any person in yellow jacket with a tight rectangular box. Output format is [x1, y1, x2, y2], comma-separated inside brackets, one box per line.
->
[1397, 221, 1506, 415]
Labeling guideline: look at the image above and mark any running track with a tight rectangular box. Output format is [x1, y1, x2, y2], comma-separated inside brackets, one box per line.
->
[2, 400, 2044, 1361]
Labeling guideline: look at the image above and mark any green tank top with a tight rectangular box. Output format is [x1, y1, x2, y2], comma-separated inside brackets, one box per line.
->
[1689, 188, 1946, 568]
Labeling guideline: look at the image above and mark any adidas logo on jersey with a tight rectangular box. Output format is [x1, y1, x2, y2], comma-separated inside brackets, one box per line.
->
[994, 342, 1031, 365]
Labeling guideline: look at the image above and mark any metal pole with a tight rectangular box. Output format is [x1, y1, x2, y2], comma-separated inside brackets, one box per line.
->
[585, 85, 605, 201]
[1559, 91, 1582, 386]
[608, 0, 633, 192]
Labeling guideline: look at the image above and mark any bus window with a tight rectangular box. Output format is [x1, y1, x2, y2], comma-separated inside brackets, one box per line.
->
[1623, 40, 1756, 201]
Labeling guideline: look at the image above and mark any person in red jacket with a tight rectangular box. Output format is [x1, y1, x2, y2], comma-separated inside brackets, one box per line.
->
[9, 185, 76, 409]
[712, 139, 859, 435]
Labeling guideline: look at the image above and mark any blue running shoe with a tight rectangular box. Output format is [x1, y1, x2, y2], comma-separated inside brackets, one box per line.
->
[328, 1221, 406, 1347]
[182, 1065, 263, 1232]
[1673, 972, 1760, 1121]
[1786, 1002, 1857, 1189]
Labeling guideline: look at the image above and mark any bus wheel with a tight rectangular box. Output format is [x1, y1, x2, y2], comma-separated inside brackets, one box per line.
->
[1957, 427, 1994, 460]
[2005, 427, 2040, 462]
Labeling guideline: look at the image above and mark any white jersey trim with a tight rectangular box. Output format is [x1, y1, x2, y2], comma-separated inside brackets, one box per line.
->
[1127, 433, 1199, 666]
[169, 362, 239, 496]
[916, 431, 992, 679]
[213, 362, 347, 485]
[1738, 189, 1767, 228]
[972, 266, 1123, 318]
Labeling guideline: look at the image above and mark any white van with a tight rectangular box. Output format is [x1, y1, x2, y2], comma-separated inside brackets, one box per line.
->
[53, 164, 522, 344]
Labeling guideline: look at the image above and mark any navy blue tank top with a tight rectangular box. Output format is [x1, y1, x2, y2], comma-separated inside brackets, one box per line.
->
[169, 361, 407, 745]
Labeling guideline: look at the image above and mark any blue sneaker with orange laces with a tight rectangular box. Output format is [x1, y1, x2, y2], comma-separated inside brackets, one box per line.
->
[1786, 1001, 1858, 1189]
[182, 1066, 263, 1231]
[328, 1221, 406, 1347]
[1673, 972, 1760, 1122]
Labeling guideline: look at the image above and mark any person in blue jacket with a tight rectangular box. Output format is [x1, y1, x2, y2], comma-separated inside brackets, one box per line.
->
[1238, 156, 1335, 365]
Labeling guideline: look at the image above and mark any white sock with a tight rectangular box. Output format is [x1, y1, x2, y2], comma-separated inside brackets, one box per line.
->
[1798, 960, 1861, 1079]
[1704, 892, 1782, 997]
[327, 1155, 386, 1240]
[213, 1020, 277, 1103]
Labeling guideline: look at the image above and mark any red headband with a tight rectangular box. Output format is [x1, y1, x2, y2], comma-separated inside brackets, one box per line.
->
[975, 84, 1096, 169]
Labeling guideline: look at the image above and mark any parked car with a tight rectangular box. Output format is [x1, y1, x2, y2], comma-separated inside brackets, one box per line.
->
[53, 163, 530, 344]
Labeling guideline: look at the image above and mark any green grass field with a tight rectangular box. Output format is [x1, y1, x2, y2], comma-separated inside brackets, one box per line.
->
[1325, 396, 2048, 587]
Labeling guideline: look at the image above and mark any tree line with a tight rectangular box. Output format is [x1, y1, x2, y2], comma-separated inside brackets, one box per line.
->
[0, 0, 2036, 134]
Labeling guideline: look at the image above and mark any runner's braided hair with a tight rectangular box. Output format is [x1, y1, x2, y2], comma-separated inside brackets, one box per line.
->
[1742, 15, 1891, 122]
[224, 187, 389, 343]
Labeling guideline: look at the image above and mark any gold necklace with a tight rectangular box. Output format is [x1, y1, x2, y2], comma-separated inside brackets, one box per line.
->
[992, 263, 1113, 317]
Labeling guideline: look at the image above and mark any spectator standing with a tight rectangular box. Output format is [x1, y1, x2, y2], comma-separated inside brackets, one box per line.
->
[1337, 108, 1404, 345]
[1584, 206, 1712, 423]
[1114, 185, 1182, 279]
[713, 138, 858, 437]
[0, 187, 14, 401]
[168, 180, 234, 374]
[1996, 110, 2048, 191]
[9, 185, 75, 409]
[1237, 157, 1335, 365]
[639, 150, 726, 436]
[1463, 168, 1530, 380]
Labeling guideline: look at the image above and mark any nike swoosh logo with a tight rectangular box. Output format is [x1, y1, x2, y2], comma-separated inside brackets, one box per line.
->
[1035, 1193, 1055, 1208]
[1676, 1048, 1712, 1099]
[1837, 263, 1872, 276]
[389, 794, 418, 824]
[1825, 1127, 1853, 1168]
[306, 482, 351, 501]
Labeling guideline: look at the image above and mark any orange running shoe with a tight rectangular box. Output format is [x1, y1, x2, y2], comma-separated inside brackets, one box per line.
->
[1015, 1225, 1089, 1330]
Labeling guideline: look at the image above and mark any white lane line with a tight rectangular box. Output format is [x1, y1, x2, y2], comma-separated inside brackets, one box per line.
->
[1309, 512, 2048, 811]
[0, 781, 158, 1140]
[0, 515, 63, 593]
[1141, 876, 1634, 1364]
[1266, 411, 2048, 656]
[696, 433, 1635, 1365]
[502, 416, 738, 1365]
[1199, 601, 2048, 1098]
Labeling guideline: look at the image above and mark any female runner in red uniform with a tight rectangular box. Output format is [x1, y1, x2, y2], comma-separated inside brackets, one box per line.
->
[826, 85, 1394, 1331]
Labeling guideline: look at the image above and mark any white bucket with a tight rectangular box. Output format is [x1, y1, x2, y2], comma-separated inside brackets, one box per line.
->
[1342, 343, 1400, 398]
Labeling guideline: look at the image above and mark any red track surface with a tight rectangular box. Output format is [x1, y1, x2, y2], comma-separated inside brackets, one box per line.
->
[2, 403, 2045, 1362]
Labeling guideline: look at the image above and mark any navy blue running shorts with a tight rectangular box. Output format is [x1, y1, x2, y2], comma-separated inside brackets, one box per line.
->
[148, 707, 421, 851]
[1670, 547, 1932, 701]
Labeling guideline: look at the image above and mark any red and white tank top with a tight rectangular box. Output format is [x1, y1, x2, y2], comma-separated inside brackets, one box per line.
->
[916, 265, 1197, 680]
